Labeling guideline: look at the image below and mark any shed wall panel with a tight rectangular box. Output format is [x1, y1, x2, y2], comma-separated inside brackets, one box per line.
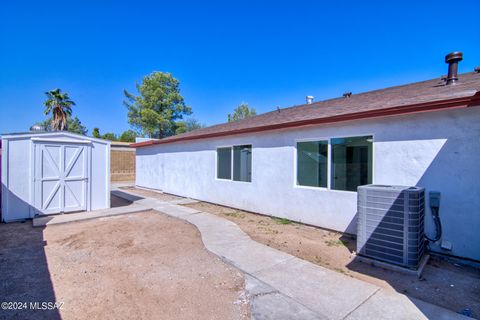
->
[1, 132, 110, 221]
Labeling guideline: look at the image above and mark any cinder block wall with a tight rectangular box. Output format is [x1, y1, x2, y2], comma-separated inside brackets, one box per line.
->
[110, 149, 135, 182]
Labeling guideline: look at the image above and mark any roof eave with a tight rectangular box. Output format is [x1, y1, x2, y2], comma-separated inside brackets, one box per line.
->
[132, 92, 480, 148]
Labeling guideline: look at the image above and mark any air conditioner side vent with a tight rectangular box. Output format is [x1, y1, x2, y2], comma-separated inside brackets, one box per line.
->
[357, 185, 425, 269]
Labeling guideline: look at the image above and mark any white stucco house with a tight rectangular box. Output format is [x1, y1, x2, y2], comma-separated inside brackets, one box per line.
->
[1, 131, 110, 222]
[133, 69, 480, 262]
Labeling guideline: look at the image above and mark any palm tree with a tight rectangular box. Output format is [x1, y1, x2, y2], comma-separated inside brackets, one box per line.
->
[43, 89, 76, 131]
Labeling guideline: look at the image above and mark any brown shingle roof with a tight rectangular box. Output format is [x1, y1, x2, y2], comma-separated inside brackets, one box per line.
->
[133, 72, 480, 147]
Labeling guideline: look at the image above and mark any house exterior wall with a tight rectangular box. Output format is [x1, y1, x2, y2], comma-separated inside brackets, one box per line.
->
[136, 107, 480, 261]
[1, 132, 110, 221]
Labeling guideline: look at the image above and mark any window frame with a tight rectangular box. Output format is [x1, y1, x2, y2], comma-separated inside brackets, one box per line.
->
[215, 146, 233, 181]
[294, 134, 374, 193]
[215, 144, 253, 183]
[294, 137, 330, 190]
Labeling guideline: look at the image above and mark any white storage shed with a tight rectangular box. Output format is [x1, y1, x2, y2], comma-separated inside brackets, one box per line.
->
[1, 132, 110, 222]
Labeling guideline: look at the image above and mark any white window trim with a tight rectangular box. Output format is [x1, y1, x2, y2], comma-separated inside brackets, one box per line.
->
[215, 144, 253, 183]
[294, 137, 330, 190]
[294, 134, 375, 193]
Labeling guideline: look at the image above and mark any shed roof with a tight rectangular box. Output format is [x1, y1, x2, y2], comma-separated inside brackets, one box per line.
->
[133, 72, 480, 147]
[1, 131, 111, 145]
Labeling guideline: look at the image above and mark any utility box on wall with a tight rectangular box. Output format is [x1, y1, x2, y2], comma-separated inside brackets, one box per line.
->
[357, 185, 426, 269]
[1, 132, 110, 222]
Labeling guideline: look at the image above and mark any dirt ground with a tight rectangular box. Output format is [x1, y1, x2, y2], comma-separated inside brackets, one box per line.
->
[181, 201, 480, 318]
[0, 211, 249, 320]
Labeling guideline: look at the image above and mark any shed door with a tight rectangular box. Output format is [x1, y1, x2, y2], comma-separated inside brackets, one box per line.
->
[35, 143, 89, 215]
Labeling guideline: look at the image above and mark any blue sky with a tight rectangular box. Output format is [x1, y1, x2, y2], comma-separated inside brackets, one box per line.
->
[0, 0, 479, 135]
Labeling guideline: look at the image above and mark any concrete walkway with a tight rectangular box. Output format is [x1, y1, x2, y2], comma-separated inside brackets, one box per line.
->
[84, 187, 473, 319]
[33, 203, 149, 227]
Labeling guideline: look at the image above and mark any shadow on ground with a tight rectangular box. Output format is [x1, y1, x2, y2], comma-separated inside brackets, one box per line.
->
[0, 191, 133, 320]
[0, 221, 61, 320]
[111, 190, 144, 204]
[110, 192, 135, 208]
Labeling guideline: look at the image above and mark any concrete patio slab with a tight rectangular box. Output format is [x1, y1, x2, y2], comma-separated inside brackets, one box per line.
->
[185, 212, 296, 273]
[135, 198, 164, 207]
[245, 274, 277, 297]
[184, 212, 252, 243]
[33, 204, 149, 227]
[169, 198, 200, 205]
[154, 204, 202, 218]
[246, 275, 324, 320]
[344, 290, 470, 320]
[251, 292, 325, 320]
[253, 256, 379, 320]
[215, 240, 297, 274]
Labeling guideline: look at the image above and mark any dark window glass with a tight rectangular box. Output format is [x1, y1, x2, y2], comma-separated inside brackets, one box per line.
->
[297, 141, 328, 188]
[233, 145, 252, 182]
[217, 147, 232, 179]
[331, 136, 373, 191]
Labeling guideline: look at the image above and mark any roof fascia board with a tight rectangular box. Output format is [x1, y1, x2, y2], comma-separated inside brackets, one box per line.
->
[132, 93, 480, 148]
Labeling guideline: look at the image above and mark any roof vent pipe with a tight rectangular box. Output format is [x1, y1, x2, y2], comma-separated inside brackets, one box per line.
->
[306, 96, 314, 104]
[445, 52, 463, 85]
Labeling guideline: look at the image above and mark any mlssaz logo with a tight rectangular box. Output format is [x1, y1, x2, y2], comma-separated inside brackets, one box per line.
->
[29, 302, 64, 310]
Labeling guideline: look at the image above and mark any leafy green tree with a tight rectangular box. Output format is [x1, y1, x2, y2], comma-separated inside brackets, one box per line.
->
[68, 116, 88, 135]
[175, 118, 205, 135]
[92, 127, 101, 138]
[124, 72, 192, 138]
[119, 130, 137, 142]
[102, 132, 118, 141]
[91, 127, 131, 141]
[43, 88, 76, 131]
[228, 103, 256, 122]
